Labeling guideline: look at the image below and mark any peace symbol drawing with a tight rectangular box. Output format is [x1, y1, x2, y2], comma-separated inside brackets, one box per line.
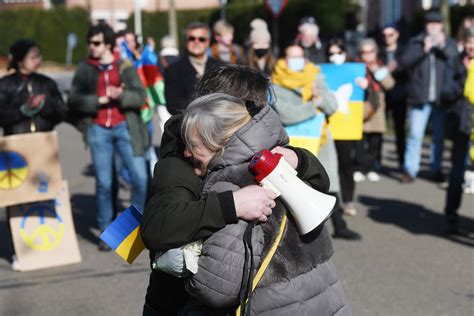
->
[0, 151, 29, 190]
[19, 203, 65, 251]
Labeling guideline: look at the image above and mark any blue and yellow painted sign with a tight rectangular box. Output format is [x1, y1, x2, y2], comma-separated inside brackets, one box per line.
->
[319, 63, 366, 140]
[0, 151, 29, 190]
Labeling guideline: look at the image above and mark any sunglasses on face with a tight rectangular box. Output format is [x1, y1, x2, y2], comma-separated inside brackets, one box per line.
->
[187, 36, 208, 43]
[328, 51, 343, 56]
[88, 40, 104, 47]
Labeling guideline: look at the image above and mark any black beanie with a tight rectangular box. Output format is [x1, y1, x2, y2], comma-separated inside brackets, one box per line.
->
[8, 39, 38, 71]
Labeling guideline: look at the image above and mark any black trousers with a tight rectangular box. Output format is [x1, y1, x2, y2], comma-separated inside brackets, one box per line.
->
[444, 132, 470, 219]
[334, 140, 356, 203]
[355, 133, 383, 173]
[329, 192, 348, 233]
[387, 100, 407, 168]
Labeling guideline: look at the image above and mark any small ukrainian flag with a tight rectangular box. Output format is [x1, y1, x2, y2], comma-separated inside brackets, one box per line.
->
[100, 205, 145, 264]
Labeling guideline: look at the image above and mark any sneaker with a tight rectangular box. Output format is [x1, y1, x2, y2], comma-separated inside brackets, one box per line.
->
[367, 171, 380, 182]
[353, 171, 366, 182]
[11, 255, 20, 271]
[343, 203, 357, 216]
[400, 173, 414, 184]
[98, 240, 112, 252]
[333, 228, 362, 240]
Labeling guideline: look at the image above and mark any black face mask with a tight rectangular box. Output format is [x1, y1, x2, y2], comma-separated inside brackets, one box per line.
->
[254, 48, 269, 58]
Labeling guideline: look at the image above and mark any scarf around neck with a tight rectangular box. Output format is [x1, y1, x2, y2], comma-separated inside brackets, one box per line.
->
[271, 59, 319, 102]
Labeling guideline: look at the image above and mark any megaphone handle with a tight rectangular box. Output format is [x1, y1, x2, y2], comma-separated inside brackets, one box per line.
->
[260, 178, 281, 197]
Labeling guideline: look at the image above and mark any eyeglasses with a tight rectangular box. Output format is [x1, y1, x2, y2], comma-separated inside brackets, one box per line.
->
[88, 40, 104, 47]
[187, 36, 208, 43]
[383, 32, 396, 38]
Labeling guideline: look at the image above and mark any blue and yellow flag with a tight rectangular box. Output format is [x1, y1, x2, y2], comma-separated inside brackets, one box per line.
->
[100, 205, 145, 264]
[286, 112, 326, 156]
[319, 63, 366, 140]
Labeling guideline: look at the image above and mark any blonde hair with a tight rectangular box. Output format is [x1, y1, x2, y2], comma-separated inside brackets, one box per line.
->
[182, 93, 251, 157]
[213, 19, 234, 36]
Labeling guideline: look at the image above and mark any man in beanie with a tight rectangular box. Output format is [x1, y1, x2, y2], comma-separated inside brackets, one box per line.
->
[296, 16, 326, 64]
[399, 11, 458, 183]
[210, 19, 245, 64]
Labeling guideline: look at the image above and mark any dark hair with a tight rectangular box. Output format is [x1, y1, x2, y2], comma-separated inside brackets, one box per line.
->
[124, 30, 140, 49]
[8, 39, 38, 71]
[87, 22, 115, 50]
[282, 42, 304, 57]
[325, 37, 347, 58]
[185, 22, 211, 38]
[193, 64, 271, 108]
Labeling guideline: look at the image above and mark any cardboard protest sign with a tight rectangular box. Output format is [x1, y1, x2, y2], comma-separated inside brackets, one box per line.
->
[286, 112, 326, 156]
[9, 180, 81, 271]
[319, 63, 366, 140]
[0, 131, 62, 207]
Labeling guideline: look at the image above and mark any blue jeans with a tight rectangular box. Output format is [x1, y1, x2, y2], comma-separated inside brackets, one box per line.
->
[404, 103, 446, 177]
[88, 122, 147, 230]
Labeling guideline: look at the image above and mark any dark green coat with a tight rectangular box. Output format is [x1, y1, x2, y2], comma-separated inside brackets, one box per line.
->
[68, 58, 149, 155]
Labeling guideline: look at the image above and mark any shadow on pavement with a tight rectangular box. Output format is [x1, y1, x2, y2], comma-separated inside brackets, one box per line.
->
[70, 194, 99, 245]
[359, 195, 474, 248]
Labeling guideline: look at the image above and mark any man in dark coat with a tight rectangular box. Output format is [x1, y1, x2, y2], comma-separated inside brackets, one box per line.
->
[164, 22, 222, 115]
[399, 11, 458, 183]
[379, 24, 408, 170]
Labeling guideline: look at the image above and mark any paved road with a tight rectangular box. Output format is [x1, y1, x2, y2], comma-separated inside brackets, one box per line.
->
[0, 74, 472, 315]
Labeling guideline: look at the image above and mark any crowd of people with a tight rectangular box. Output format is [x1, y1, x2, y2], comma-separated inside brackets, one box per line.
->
[0, 9, 473, 315]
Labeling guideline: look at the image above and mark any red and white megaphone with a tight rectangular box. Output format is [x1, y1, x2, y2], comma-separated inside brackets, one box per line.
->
[249, 150, 336, 235]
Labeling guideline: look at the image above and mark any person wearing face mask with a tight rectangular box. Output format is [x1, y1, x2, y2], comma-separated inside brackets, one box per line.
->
[271, 43, 361, 240]
[399, 11, 458, 184]
[247, 19, 276, 77]
[325, 38, 359, 217]
[210, 19, 245, 64]
[247, 18, 276, 77]
[353, 39, 395, 184]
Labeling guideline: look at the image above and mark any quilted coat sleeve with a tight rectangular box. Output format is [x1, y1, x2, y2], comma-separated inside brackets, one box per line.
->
[185, 221, 264, 308]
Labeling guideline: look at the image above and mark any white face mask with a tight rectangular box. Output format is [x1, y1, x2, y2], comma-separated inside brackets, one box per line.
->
[287, 57, 305, 71]
[329, 53, 346, 65]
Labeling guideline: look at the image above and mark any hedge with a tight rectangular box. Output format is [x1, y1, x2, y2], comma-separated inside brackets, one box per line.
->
[130, 0, 352, 54]
[0, 7, 89, 64]
[2, 3, 471, 64]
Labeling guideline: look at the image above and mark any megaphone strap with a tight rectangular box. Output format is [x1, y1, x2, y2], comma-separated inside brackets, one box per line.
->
[236, 212, 288, 315]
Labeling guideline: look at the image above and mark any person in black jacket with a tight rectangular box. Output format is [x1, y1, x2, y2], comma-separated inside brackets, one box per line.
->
[140, 65, 331, 315]
[164, 22, 222, 115]
[442, 29, 474, 234]
[379, 24, 408, 170]
[399, 11, 459, 183]
[0, 39, 67, 135]
[0, 39, 67, 271]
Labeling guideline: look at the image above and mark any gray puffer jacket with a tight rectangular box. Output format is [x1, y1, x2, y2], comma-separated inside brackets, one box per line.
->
[185, 106, 351, 315]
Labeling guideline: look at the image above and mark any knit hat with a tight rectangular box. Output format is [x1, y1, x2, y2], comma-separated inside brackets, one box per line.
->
[424, 11, 443, 23]
[249, 19, 271, 44]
